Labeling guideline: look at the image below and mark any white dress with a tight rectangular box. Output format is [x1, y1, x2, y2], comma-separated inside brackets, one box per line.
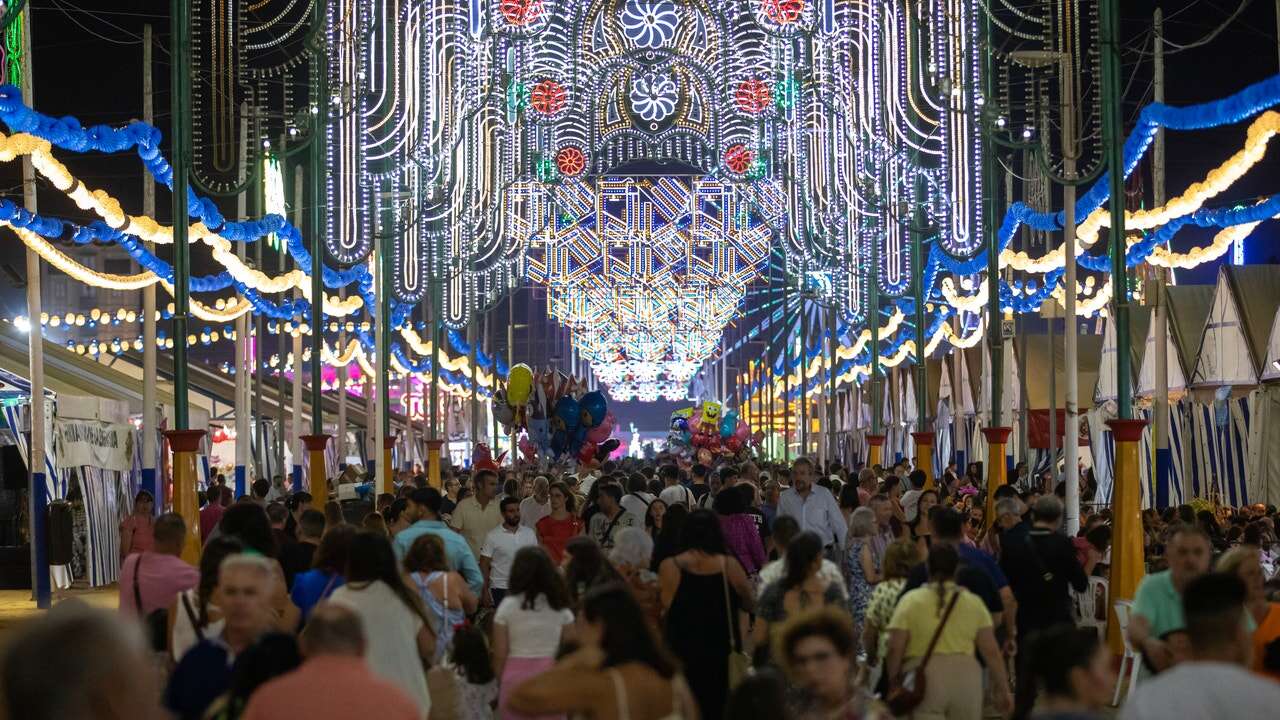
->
[170, 588, 224, 661]
[330, 580, 431, 718]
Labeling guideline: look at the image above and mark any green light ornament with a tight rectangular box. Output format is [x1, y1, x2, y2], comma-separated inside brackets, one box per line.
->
[774, 73, 797, 111]
[535, 155, 559, 183]
[506, 80, 530, 114]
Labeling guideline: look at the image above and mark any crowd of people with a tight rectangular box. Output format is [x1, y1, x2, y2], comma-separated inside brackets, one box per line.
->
[3, 454, 1280, 719]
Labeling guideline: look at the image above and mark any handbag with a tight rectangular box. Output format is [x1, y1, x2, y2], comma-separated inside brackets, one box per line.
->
[721, 557, 751, 690]
[131, 554, 169, 652]
[885, 589, 961, 716]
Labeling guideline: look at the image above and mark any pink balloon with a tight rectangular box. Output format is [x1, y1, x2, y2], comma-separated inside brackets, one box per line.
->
[585, 417, 613, 444]
[734, 420, 750, 440]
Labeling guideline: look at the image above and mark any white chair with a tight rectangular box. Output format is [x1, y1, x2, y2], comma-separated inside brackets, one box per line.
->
[1074, 576, 1108, 639]
[1111, 600, 1141, 706]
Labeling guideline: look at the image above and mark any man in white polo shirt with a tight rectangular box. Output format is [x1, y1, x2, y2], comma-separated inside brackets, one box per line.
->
[480, 496, 537, 607]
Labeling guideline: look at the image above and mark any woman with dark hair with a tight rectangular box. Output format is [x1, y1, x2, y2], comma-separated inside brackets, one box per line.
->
[838, 481, 862, 525]
[645, 498, 668, 540]
[658, 508, 754, 720]
[211, 503, 300, 632]
[1025, 625, 1113, 719]
[170, 536, 243, 662]
[714, 482, 766, 577]
[650, 503, 689, 572]
[753, 531, 849, 658]
[885, 544, 1012, 719]
[493, 546, 574, 720]
[509, 583, 696, 719]
[405, 532, 478, 664]
[120, 489, 156, 557]
[217, 503, 278, 557]
[329, 530, 435, 716]
[290, 524, 356, 623]
[536, 480, 582, 564]
[909, 490, 940, 554]
[564, 535, 620, 606]
[726, 669, 793, 720]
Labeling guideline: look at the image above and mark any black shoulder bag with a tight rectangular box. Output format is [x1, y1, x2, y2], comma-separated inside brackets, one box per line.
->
[131, 554, 169, 652]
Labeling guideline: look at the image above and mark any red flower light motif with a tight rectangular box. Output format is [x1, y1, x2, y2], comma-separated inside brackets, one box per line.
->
[530, 79, 567, 115]
[500, 0, 545, 26]
[761, 0, 805, 25]
[724, 144, 755, 175]
[735, 78, 773, 114]
[556, 146, 586, 176]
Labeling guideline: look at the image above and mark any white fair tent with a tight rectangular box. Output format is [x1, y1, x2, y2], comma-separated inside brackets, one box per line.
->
[1137, 285, 1214, 398]
[1095, 308, 1151, 403]
[1191, 265, 1280, 390]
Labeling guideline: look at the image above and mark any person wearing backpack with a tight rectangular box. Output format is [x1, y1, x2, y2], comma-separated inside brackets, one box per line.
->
[119, 512, 199, 652]
[999, 495, 1089, 719]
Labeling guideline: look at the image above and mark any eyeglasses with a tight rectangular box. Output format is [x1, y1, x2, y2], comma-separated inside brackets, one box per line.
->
[968, 517, 983, 527]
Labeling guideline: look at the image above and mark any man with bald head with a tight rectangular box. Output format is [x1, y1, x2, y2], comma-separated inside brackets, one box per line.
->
[241, 603, 419, 720]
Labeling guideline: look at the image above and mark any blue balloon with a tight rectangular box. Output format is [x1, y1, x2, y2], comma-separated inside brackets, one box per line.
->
[720, 409, 739, 438]
[580, 391, 608, 428]
[555, 396, 581, 431]
[551, 429, 568, 456]
[528, 418, 551, 451]
[675, 417, 689, 432]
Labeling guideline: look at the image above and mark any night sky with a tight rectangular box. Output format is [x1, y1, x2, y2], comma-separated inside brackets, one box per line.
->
[0, 1, 1276, 430]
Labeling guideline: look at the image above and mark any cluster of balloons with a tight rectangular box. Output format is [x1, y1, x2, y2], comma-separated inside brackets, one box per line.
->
[666, 400, 754, 464]
[496, 363, 620, 465]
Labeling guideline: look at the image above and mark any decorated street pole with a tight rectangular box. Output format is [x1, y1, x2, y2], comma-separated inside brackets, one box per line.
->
[911, 158, 934, 489]
[376, 205, 392, 495]
[980, 8, 1010, 526]
[141, 23, 160, 510]
[307, 32, 330, 512]
[866, 201, 885, 467]
[429, 279, 442, 483]
[1101, 0, 1146, 654]
[18, 7, 51, 606]
[233, 109, 251, 498]
[165, 0, 204, 565]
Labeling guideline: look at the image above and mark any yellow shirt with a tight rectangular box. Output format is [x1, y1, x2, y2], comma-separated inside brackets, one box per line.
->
[887, 582, 992, 658]
[451, 496, 502, 558]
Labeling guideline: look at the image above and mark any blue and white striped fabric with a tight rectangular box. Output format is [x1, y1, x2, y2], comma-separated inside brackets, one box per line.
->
[1187, 396, 1252, 506]
[2, 400, 62, 502]
[78, 467, 125, 587]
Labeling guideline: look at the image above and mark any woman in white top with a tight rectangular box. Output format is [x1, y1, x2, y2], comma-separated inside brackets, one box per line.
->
[168, 536, 240, 661]
[329, 530, 436, 718]
[510, 582, 697, 720]
[493, 545, 575, 720]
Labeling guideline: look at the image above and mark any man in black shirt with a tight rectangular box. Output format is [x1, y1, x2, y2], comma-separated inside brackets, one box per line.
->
[278, 509, 323, 590]
[902, 507, 1004, 622]
[1000, 495, 1088, 718]
[1000, 495, 1088, 636]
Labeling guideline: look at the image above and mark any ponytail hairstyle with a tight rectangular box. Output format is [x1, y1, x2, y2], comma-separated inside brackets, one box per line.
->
[925, 544, 960, 617]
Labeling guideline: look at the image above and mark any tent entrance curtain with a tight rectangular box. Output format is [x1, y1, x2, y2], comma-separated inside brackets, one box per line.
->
[74, 466, 131, 587]
[1247, 385, 1280, 506]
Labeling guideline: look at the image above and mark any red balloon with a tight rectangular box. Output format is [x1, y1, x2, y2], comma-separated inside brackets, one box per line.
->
[577, 442, 596, 465]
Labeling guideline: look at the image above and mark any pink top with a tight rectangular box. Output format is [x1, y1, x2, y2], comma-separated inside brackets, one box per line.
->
[240, 655, 420, 720]
[120, 514, 155, 555]
[719, 513, 766, 575]
[118, 551, 199, 616]
[199, 503, 224, 543]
